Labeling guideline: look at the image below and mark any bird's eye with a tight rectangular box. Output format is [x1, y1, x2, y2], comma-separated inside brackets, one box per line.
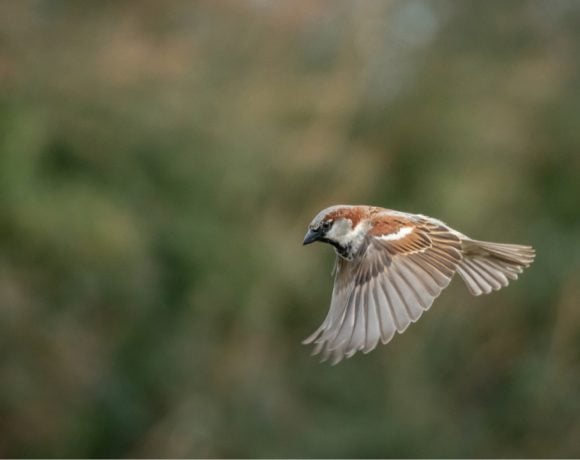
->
[321, 220, 333, 232]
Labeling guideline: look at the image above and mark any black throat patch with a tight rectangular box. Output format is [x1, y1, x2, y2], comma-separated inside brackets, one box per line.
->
[321, 237, 353, 261]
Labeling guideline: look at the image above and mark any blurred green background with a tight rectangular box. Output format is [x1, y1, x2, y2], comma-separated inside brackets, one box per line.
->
[1, 0, 579, 457]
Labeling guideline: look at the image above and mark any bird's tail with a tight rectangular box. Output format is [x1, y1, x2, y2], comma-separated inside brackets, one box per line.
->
[456, 239, 535, 296]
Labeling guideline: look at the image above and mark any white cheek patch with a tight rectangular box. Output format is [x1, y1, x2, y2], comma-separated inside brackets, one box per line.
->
[326, 220, 370, 254]
[378, 226, 414, 241]
[325, 219, 351, 242]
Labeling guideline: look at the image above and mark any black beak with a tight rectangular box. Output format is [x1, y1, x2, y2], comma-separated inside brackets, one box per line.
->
[303, 228, 321, 245]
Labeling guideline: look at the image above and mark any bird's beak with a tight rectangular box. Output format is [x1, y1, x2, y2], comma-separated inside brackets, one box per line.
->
[303, 228, 321, 245]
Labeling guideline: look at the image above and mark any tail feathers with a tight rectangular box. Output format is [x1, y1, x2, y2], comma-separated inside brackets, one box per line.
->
[457, 240, 535, 296]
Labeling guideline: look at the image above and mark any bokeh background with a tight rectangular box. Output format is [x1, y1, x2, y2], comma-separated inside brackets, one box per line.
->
[1, 0, 579, 457]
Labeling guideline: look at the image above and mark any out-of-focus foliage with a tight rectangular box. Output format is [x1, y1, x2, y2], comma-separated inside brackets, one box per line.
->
[0, 0, 579, 457]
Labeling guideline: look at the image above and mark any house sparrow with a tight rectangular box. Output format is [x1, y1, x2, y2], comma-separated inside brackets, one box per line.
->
[303, 205, 535, 364]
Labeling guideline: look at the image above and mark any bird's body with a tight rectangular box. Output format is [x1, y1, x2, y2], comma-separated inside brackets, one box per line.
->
[303, 205, 535, 364]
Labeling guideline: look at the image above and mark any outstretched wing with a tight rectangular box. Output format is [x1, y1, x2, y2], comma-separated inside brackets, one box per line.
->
[303, 217, 463, 364]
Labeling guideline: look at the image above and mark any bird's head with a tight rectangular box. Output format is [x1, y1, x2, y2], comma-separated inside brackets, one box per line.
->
[303, 205, 371, 259]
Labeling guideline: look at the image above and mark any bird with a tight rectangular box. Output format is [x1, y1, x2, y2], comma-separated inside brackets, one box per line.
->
[302, 205, 535, 364]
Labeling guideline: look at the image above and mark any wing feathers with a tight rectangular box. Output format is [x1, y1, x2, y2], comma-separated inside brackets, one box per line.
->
[364, 279, 381, 353]
[374, 277, 397, 344]
[390, 265, 423, 320]
[398, 260, 435, 308]
[382, 274, 411, 332]
[305, 219, 464, 363]
[349, 286, 366, 353]
[420, 253, 455, 279]
[460, 259, 493, 295]
[404, 258, 443, 294]
[471, 258, 508, 288]
[457, 239, 535, 296]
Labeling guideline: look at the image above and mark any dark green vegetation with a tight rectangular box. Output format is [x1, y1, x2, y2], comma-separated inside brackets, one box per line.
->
[0, 1, 579, 457]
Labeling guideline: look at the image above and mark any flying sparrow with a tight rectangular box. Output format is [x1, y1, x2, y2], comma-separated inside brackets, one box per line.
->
[302, 205, 535, 364]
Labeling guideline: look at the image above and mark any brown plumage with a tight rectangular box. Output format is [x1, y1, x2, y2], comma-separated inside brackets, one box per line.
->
[302, 205, 535, 364]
